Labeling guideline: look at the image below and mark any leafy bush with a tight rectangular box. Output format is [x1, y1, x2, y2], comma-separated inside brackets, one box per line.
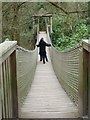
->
[52, 14, 89, 51]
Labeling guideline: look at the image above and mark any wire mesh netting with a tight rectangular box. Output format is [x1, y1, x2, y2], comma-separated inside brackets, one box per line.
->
[47, 27, 82, 106]
[16, 46, 38, 111]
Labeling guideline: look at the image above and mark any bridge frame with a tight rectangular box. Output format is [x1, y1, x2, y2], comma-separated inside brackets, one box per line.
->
[32, 8, 52, 34]
[0, 41, 18, 119]
[0, 39, 90, 119]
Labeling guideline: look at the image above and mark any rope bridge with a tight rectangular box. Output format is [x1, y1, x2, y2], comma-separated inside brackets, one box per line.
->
[16, 31, 81, 118]
[0, 36, 90, 119]
[47, 28, 90, 118]
[20, 32, 79, 118]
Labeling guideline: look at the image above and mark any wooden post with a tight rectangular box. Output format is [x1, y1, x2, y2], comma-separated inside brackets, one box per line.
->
[82, 48, 88, 115]
[0, 65, 2, 120]
[10, 50, 18, 118]
[79, 40, 90, 118]
[78, 48, 83, 116]
[88, 52, 90, 118]
[38, 17, 39, 33]
[33, 17, 35, 30]
[50, 17, 52, 33]
[45, 17, 47, 33]
[0, 41, 17, 118]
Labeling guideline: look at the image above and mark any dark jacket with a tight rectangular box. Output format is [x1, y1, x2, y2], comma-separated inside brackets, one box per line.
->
[37, 40, 51, 56]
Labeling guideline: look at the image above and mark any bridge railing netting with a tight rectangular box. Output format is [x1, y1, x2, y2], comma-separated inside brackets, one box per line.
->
[16, 46, 38, 110]
[47, 27, 82, 106]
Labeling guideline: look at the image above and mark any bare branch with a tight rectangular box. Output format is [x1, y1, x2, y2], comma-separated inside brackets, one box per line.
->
[48, 2, 68, 15]
[48, 1, 89, 15]
[17, 2, 26, 9]
[68, 10, 89, 14]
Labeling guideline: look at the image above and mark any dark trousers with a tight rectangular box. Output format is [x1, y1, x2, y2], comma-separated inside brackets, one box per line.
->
[40, 54, 48, 64]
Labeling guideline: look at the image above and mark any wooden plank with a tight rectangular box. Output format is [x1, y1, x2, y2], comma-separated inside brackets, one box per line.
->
[7, 57, 13, 118]
[5, 58, 12, 118]
[82, 39, 90, 119]
[2, 63, 6, 118]
[83, 42, 89, 116]
[0, 65, 2, 120]
[78, 48, 83, 116]
[3, 60, 8, 118]
[0, 41, 17, 64]
[0, 41, 17, 118]
[10, 50, 18, 118]
[88, 53, 90, 118]
[83, 40, 90, 52]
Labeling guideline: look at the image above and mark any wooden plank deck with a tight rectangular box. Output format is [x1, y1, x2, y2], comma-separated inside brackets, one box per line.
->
[20, 32, 79, 118]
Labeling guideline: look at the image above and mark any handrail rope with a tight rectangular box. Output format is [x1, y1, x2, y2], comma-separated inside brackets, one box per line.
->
[16, 42, 38, 113]
[47, 26, 82, 106]
[16, 44, 37, 52]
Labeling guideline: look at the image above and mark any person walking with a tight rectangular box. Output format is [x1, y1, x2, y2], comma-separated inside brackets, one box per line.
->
[37, 38, 51, 64]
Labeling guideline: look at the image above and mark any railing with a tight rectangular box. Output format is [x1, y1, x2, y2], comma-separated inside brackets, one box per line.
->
[0, 41, 18, 119]
[16, 46, 38, 116]
[0, 33, 89, 119]
[52, 45, 82, 105]
[47, 26, 82, 106]
[47, 26, 90, 119]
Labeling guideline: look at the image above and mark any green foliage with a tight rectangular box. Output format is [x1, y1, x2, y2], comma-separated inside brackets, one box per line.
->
[2, 2, 89, 50]
[52, 14, 89, 51]
[20, 27, 37, 50]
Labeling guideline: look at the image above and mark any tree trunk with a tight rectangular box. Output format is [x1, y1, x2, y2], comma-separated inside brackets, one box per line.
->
[11, 3, 20, 45]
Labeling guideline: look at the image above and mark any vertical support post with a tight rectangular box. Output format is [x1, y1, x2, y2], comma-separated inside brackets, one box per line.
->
[88, 2, 90, 117]
[78, 48, 83, 116]
[10, 50, 18, 118]
[79, 40, 90, 118]
[46, 17, 48, 34]
[0, 65, 2, 120]
[82, 49, 88, 115]
[78, 47, 88, 116]
[33, 17, 35, 30]
[88, 52, 90, 118]
[50, 16, 52, 33]
[38, 17, 39, 33]
[0, 5, 2, 118]
[45, 17, 47, 33]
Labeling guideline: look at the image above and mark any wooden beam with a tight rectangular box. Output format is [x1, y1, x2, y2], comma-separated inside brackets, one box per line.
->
[0, 41, 17, 65]
[10, 50, 18, 118]
[77, 40, 90, 117]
